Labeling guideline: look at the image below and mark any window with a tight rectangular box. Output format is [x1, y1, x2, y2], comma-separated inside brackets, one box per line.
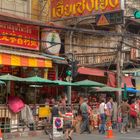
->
[0, 0, 31, 18]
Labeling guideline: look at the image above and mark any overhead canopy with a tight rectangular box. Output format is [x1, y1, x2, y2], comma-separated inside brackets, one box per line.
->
[74, 79, 105, 87]
[54, 80, 76, 86]
[23, 76, 54, 83]
[78, 67, 104, 77]
[97, 86, 124, 92]
[0, 74, 22, 81]
[126, 88, 140, 93]
[0, 49, 52, 68]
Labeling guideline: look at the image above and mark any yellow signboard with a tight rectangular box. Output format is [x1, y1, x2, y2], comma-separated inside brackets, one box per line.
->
[39, 107, 51, 118]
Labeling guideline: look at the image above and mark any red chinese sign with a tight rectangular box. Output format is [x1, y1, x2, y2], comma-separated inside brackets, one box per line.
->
[0, 21, 39, 50]
[51, 0, 124, 20]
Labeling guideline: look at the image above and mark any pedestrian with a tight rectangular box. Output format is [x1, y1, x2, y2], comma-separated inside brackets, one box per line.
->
[63, 107, 74, 140]
[50, 101, 61, 124]
[80, 98, 91, 134]
[112, 99, 118, 129]
[118, 99, 130, 134]
[117, 104, 122, 132]
[130, 99, 137, 129]
[106, 97, 113, 122]
[98, 98, 107, 134]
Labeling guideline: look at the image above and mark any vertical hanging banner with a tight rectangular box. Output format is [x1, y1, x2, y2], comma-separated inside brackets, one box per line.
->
[51, 0, 124, 20]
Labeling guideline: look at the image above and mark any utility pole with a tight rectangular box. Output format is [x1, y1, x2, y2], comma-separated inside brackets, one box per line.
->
[116, 25, 124, 105]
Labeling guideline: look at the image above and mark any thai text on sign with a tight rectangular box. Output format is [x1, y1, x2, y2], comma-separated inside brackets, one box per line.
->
[0, 21, 39, 50]
[51, 0, 123, 20]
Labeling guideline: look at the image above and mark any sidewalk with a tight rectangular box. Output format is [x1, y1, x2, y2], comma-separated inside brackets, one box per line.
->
[3, 130, 45, 140]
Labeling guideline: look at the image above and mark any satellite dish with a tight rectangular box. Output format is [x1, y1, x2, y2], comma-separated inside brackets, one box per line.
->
[42, 31, 61, 55]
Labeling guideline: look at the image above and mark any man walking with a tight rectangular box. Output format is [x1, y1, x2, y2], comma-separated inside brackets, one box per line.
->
[119, 99, 130, 134]
[80, 98, 91, 134]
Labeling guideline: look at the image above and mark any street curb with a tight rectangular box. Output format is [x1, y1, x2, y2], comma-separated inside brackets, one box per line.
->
[3, 130, 45, 139]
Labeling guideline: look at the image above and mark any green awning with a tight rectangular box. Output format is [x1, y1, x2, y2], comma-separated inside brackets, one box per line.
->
[0, 74, 22, 81]
[54, 80, 76, 86]
[97, 86, 124, 92]
[74, 79, 105, 87]
[23, 76, 54, 83]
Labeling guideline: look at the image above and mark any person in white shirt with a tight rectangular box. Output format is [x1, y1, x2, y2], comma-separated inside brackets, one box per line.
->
[99, 98, 107, 134]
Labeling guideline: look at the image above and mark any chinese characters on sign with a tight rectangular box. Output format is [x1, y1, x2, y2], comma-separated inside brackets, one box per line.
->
[51, 0, 124, 20]
[0, 21, 39, 50]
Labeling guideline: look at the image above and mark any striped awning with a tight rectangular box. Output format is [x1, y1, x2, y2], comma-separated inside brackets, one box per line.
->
[0, 53, 52, 68]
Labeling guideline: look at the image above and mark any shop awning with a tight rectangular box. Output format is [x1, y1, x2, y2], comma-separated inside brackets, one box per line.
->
[126, 88, 140, 93]
[0, 49, 52, 68]
[78, 67, 105, 77]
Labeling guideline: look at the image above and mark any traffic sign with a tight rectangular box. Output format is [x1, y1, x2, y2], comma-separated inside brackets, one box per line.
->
[134, 11, 140, 19]
[97, 14, 109, 26]
[53, 117, 63, 138]
[55, 118, 62, 128]
[96, 10, 124, 26]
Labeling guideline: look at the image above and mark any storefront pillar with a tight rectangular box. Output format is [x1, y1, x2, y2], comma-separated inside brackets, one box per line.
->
[44, 68, 48, 79]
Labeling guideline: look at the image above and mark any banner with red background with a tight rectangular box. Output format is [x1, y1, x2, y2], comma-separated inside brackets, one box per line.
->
[51, 0, 124, 20]
[0, 21, 39, 50]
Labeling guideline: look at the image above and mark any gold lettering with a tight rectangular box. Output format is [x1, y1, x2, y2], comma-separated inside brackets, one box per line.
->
[86, 0, 95, 12]
[64, 4, 73, 16]
[17, 35, 23, 45]
[76, 0, 86, 14]
[109, 0, 119, 8]
[95, 0, 99, 11]
[52, 8, 56, 18]
[55, 0, 64, 18]
[100, 0, 108, 10]
[72, 4, 76, 15]
[0, 32, 9, 41]
[31, 40, 38, 47]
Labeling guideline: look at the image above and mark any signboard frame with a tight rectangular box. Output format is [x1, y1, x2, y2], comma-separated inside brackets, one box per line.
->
[95, 10, 124, 26]
[51, 0, 124, 21]
[0, 21, 39, 50]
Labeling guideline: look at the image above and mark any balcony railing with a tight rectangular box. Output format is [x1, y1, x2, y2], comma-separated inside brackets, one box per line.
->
[74, 52, 131, 66]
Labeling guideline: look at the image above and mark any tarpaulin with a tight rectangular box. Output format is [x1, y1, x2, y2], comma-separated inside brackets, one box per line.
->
[78, 67, 104, 77]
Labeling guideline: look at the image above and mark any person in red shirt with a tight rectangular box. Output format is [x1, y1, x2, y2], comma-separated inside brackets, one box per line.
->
[130, 99, 137, 129]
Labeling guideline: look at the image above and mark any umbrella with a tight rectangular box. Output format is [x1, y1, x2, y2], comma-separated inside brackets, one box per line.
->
[54, 80, 76, 86]
[0, 80, 5, 85]
[23, 76, 54, 83]
[0, 74, 22, 81]
[74, 79, 105, 87]
[97, 86, 124, 92]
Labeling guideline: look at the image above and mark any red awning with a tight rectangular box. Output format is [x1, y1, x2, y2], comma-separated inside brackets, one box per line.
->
[107, 73, 116, 87]
[107, 74, 134, 88]
[78, 67, 105, 77]
[122, 76, 134, 88]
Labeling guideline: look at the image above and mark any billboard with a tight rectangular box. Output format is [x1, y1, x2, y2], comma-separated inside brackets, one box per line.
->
[51, 0, 124, 20]
[0, 21, 39, 50]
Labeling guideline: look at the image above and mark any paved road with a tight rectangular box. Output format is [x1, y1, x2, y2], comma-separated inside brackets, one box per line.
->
[8, 129, 140, 140]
